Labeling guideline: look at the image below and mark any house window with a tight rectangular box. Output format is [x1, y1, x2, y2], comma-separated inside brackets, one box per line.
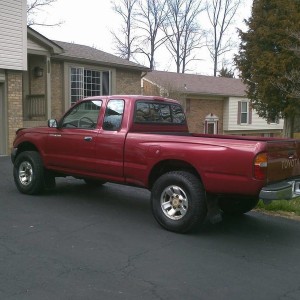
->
[241, 102, 248, 123]
[70, 67, 110, 105]
[70, 68, 84, 104]
[84, 70, 101, 97]
[237, 101, 252, 125]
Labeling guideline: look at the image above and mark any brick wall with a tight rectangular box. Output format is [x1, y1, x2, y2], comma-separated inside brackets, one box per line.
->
[143, 80, 161, 96]
[28, 56, 46, 95]
[186, 98, 223, 134]
[51, 62, 64, 119]
[116, 69, 142, 94]
[49, 65, 143, 118]
[143, 80, 224, 133]
[7, 71, 23, 151]
[143, 80, 186, 110]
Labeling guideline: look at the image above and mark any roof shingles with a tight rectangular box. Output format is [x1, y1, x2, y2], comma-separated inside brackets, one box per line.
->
[145, 70, 246, 97]
[53, 40, 149, 71]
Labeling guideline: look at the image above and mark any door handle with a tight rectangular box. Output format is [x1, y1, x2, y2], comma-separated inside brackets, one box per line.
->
[84, 136, 93, 142]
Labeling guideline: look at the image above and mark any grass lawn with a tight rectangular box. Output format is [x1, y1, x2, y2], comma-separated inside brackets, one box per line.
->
[257, 199, 300, 217]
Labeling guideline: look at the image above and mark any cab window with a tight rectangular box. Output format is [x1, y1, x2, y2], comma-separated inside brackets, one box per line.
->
[103, 99, 125, 131]
[61, 100, 102, 129]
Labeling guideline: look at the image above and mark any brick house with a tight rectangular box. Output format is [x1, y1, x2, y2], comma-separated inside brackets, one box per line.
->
[143, 71, 284, 136]
[26, 27, 149, 125]
[0, 0, 148, 155]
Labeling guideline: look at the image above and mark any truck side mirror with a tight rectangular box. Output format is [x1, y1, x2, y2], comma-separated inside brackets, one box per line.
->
[48, 119, 58, 128]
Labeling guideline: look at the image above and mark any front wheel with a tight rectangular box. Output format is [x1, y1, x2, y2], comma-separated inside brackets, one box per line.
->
[13, 151, 45, 195]
[151, 171, 207, 233]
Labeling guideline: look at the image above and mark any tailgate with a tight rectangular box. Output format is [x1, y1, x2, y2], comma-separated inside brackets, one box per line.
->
[267, 140, 300, 183]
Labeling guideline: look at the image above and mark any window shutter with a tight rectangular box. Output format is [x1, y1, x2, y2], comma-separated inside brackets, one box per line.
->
[237, 101, 241, 124]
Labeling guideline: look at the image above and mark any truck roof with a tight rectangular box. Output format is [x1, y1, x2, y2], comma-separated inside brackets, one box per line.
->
[82, 95, 181, 104]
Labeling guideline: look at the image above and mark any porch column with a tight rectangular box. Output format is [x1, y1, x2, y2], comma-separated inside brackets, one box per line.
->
[0, 70, 7, 155]
[7, 71, 23, 152]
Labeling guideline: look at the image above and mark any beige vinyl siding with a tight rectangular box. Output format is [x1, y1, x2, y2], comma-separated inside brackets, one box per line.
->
[0, 0, 27, 70]
[222, 99, 230, 132]
[225, 97, 283, 131]
[27, 38, 49, 53]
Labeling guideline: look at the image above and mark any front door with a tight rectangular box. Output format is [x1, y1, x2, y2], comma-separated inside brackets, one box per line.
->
[45, 99, 102, 174]
[45, 98, 127, 182]
[204, 113, 219, 134]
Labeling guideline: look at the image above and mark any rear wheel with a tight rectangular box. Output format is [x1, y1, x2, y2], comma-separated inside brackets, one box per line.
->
[13, 151, 45, 195]
[151, 171, 207, 233]
[218, 196, 259, 215]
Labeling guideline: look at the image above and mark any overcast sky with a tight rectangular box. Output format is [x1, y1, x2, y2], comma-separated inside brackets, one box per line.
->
[32, 0, 253, 75]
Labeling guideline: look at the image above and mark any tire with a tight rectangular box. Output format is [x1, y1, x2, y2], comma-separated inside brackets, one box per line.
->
[218, 196, 259, 215]
[151, 171, 207, 233]
[13, 151, 45, 195]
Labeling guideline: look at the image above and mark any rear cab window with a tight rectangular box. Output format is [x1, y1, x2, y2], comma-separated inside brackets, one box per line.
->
[134, 101, 186, 125]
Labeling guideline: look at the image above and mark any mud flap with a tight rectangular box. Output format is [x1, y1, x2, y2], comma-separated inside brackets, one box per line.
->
[206, 194, 222, 224]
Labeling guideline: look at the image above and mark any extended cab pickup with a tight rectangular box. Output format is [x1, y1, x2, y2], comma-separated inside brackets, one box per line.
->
[11, 95, 300, 232]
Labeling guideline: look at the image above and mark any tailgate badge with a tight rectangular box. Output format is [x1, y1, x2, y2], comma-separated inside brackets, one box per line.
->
[282, 157, 300, 169]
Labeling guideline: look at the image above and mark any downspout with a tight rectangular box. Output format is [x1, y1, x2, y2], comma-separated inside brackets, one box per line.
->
[141, 71, 148, 95]
[46, 55, 51, 119]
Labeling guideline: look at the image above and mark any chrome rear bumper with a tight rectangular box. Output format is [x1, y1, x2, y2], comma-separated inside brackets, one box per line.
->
[259, 179, 300, 204]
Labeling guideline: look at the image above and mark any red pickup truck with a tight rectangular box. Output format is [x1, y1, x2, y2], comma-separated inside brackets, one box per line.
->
[11, 95, 300, 232]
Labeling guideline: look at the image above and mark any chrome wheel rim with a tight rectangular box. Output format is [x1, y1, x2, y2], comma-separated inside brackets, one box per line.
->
[18, 161, 33, 186]
[160, 185, 188, 220]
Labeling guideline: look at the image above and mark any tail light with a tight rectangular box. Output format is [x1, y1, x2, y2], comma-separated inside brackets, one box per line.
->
[254, 152, 267, 180]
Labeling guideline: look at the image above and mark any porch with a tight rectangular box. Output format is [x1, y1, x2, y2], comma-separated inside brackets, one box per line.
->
[23, 53, 49, 127]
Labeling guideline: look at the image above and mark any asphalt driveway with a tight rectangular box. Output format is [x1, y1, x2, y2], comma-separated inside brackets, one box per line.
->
[1, 156, 300, 300]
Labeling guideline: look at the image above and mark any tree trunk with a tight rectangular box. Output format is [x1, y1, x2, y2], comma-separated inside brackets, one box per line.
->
[283, 116, 295, 138]
[213, 55, 218, 77]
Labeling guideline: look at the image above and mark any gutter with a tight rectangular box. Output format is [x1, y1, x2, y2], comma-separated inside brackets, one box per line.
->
[52, 55, 150, 72]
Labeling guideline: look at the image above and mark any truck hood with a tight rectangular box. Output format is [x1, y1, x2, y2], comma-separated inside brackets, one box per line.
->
[17, 126, 49, 135]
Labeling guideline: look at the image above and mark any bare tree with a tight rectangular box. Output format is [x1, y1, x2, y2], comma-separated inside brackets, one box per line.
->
[135, 0, 168, 70]
[163, 0, 205, 73]
[205, 0, 242, 76]
[111, 0, 139, 60]
[27, 0, 62, 27]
